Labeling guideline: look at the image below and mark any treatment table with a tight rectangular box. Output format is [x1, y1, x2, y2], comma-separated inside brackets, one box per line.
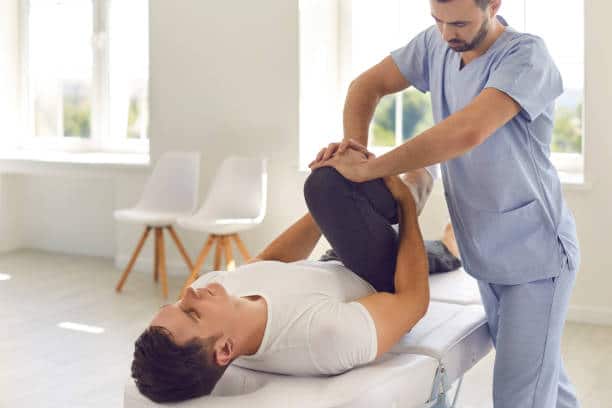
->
[124, 268, 491, 407]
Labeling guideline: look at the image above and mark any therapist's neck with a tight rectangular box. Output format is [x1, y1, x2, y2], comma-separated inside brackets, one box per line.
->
[462, 16, 505, 64]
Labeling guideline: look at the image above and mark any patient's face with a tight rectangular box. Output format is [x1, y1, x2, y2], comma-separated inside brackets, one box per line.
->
[150, 283, 235, 345]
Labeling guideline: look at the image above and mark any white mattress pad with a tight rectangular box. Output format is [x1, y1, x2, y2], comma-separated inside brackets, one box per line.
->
[429, 268, 482, 305]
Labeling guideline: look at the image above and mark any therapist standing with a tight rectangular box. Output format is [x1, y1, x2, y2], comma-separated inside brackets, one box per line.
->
[310, 0, 580, 407]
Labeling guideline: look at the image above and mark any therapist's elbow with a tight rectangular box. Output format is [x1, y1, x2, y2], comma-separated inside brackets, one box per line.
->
[349, 75, 386, 102]
[462, 126, 490, 150]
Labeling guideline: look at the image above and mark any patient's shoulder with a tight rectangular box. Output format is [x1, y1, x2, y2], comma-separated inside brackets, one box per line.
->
[308, 300, 377, 374]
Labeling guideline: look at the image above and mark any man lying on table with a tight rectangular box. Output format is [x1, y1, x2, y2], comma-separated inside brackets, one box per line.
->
[131, 149, 461, 403]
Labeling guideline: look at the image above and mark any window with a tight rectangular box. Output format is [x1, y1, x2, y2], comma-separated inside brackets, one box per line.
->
[349, 0, 436, 151]
[20, 0, 149, 153]
[299, 0, 584, 180]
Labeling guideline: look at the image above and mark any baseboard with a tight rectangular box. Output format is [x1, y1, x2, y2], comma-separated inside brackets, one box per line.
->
[567, 305, 612, 326]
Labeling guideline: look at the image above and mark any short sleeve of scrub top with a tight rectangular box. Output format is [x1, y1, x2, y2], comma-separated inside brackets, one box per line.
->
[484, 36, 564, 122]
[390, 27, 433, 93]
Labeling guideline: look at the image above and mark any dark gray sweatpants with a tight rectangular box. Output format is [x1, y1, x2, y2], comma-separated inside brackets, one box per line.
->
[304, 167, 460, 293]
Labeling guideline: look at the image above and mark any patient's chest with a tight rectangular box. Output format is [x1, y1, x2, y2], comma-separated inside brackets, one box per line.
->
[235, 291, 333, 375]
[192, 260, 376, 375]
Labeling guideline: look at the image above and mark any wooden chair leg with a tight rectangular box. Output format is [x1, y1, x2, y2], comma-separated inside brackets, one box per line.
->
[116, 226, 152, 292]
[166, 226, 195, 270]
[180, 235, 216, 297]
[214, 235, 223, 270]
[223, 236, 235, 271]
[158, 228, 169, 299]
[232, 234, 251, 262]
[154, 227, 160, 282]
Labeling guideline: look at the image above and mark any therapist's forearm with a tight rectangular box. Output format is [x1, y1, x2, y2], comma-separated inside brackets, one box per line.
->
[365, 113, 478, 179]
[342, 80, 380, 146]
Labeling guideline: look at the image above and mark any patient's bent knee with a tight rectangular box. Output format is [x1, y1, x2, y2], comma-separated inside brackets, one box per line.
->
[303, 167, 349, 206]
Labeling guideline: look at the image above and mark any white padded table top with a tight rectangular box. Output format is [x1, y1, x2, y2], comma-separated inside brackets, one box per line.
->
[429, 268, 482, 305]
[391, 302, 491, 384]
[125, 353, 439, 408]
[124, 301, 492, 408]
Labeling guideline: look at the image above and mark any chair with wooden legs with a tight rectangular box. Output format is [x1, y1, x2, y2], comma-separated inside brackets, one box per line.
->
[114, 152, 200, 298]
[177, 157, 267, 295]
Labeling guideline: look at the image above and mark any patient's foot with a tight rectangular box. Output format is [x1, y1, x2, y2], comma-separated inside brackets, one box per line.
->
[399, 168, 433, 216]
[441, 222, 460, 259]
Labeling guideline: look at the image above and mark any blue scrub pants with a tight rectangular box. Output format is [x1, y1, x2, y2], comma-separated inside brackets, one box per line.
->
[477, 245, 580, 407]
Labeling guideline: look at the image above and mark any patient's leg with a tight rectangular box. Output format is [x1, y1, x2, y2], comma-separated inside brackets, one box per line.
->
[304, 167, 397, 292]
[304, 167, 460, 292]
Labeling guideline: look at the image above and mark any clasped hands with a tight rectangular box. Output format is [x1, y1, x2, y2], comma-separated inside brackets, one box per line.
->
[308, 139, 415, 206]
[308, 139, 375, 183]
[308, 139, 432, 214]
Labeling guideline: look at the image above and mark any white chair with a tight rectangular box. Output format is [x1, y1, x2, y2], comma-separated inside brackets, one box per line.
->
[114, 152, 200, 298]
[178, 156, 267, 292]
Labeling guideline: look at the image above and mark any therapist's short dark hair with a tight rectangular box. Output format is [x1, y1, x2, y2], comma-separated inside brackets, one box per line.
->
[131, 326, 229, 403]
[437, 0, 490, 11]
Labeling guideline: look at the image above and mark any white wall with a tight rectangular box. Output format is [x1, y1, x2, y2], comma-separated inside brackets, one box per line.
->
[563, 0, 612, 324]
[0, 0, 18, 144]
[146, 0, 313, 265]
[1, 0, 611, 324]
[0, 175, 22, 252]
[20, 174, 116, 257]
[0, 0, 21, 251]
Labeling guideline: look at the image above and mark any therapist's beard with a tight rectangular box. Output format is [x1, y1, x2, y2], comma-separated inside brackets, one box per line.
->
[448, 18, 490, 53]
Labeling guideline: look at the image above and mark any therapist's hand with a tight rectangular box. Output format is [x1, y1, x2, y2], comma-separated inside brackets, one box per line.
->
[309, 147, 375, 183]
[308, 138, 372, 168]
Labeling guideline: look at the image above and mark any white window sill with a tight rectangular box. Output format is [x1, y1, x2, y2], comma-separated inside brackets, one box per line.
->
[0, 149, 150, 176]
[558, 171, 590, 191]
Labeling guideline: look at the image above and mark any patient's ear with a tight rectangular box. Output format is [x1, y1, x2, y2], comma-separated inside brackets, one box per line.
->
[214, 337, 234, 366]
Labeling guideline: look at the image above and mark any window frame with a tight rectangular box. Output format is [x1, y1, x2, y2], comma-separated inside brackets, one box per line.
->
[17, 0, 149, 155]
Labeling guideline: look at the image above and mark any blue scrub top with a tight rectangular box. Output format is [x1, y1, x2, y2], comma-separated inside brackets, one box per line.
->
[391, 16, 579, 284]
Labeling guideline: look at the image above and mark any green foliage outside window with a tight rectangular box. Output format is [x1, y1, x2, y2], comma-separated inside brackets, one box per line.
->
[401, 90, 433, 140]
[63, 102, 91, 138]
[63, 82, 91, 138]
[552, 104, 582, 153]
[371, 89, 433, 146]
[127, 97, 141, 139]
[372, 89, 583, 154]
[372, 94, 396, 146]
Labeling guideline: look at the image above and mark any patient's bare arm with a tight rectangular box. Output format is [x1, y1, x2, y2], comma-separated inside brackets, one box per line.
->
[356, 176, 429, 358]
[251, 213, 322, 263]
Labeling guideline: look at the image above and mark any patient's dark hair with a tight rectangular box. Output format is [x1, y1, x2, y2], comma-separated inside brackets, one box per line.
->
[436, 0, 490, 11]
[131, 326, 229, 403]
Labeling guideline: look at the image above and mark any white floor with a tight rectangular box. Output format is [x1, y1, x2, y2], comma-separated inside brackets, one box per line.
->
[0, 250, 610, 407]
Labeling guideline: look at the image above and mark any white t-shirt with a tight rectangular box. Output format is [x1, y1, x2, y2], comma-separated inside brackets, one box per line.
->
[191, 259, 378, 376]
